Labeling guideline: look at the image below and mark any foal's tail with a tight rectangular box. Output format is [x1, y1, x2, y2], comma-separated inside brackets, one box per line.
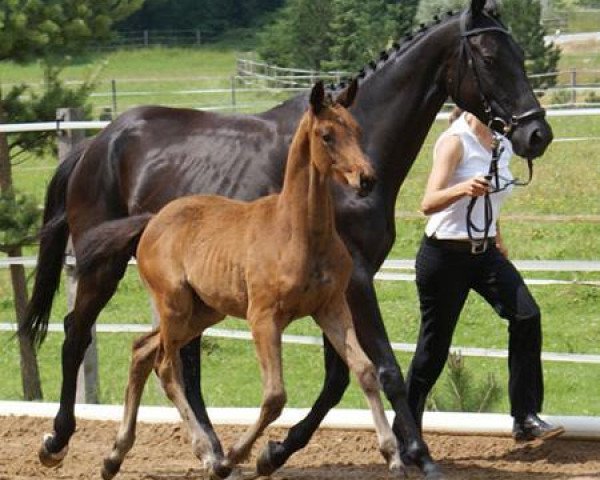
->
[20, 139, 91, 348]
[75, 214, 153, 279]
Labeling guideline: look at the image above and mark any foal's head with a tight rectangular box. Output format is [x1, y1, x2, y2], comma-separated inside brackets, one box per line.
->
[307, 80, 376, 197]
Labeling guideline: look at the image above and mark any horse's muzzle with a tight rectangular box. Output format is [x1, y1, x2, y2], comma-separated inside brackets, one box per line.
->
[358, 174, 376, 197]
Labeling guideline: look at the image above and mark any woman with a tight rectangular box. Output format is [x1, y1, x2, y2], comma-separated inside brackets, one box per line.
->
[405, 108, 563, 442]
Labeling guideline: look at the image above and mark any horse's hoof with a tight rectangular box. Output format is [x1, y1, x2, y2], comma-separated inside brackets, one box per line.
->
[101, 457, 122, 480]
[38, 433, 68, 468]
[256, 440, 286, 476]
[423, 464, 446, 480]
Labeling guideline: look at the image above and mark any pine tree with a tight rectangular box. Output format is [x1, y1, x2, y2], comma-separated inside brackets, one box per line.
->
[0, 0, 143, 401]
[500, 0, 561, 88]
[257, 0, 333, 70]
[415, 0, 466, 24]
[324, 0, 412, 72]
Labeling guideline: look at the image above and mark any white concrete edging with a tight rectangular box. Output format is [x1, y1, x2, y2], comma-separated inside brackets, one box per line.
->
[1, 401, 598, 440]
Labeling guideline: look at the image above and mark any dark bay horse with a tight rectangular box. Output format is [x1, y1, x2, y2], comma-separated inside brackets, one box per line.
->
[23, 2, 552, 479]
[84, 80, 403, 480]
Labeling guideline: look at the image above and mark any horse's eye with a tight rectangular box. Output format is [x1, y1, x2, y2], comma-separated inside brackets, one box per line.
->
[483, 56, 494, 66]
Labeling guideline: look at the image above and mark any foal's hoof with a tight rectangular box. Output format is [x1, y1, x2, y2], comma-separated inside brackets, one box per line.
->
[387, 454, 407, 478]
[208, 460, 233, 480]
[101, 457, 122, 480]
[38, 433, 68, 467]
[256, 440, 286, 476]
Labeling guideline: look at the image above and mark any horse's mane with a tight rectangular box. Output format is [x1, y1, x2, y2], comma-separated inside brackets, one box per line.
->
[328, 10, 462, 92]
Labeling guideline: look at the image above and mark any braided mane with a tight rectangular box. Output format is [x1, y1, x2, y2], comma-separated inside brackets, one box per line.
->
[328, 10, 462, 92]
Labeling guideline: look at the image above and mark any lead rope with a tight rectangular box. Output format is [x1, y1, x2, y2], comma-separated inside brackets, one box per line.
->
[466, 133, 502, 252]
[466, 132, 535, 253]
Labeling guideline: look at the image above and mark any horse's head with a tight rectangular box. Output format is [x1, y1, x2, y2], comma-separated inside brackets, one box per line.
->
[308, 80, 376, 197]
[447, 0, 553, 158]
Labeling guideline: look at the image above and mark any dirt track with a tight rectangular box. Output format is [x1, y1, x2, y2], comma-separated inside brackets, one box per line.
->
[1, 416, 599, 480]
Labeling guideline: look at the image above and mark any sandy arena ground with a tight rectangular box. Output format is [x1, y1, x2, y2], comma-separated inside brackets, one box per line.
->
[1, 416, 599, 480]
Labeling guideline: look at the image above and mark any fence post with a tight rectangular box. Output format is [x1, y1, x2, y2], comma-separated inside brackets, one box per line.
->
[144, 30, 149, 47]
[231, 76, 237, 112]
[111, 79, 118, 116]
[57, 107, 100, 404]
[196, 29, 201, 45]
[571, 68, 577, 105]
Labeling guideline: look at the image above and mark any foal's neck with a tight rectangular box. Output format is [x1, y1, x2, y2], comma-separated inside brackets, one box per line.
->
[278, 115, 335, 254]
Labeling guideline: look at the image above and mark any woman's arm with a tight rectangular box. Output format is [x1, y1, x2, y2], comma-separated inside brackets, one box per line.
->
[420, 135, 490, 215]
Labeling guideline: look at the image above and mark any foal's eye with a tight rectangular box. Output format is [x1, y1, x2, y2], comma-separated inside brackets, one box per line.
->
[322, 133, 334, 145]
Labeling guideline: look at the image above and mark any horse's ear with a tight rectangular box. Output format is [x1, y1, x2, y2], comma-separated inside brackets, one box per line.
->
[470, 0, 486, 15]
[336, 78, 359, 109]
[310, 80, 325, 115]
[485, 0, 499, 16]
[471, 0, 497, 16]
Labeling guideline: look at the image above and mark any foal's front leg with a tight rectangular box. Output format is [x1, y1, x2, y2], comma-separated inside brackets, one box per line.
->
[314, 295, 403, 475]
[225, 311, 286, 467]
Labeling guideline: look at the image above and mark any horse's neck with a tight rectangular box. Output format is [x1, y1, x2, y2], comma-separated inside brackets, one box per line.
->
[353, 20, 459, 203]
[278, 118, 334, 254]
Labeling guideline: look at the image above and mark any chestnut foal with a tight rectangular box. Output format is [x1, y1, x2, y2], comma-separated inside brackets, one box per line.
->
[92, 81, 400, 479]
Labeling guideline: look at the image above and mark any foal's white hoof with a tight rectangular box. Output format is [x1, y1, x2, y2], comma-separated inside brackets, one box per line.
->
[388, 454, 407, 478]
[38, 433, 69, 467]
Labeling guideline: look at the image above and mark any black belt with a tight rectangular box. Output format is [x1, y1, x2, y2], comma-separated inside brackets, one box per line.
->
[425, 235, 496, 255]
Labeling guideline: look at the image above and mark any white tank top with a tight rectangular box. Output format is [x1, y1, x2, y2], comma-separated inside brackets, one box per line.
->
[425, 113, 514, 240]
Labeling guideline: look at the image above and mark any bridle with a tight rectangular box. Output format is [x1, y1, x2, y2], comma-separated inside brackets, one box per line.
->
[454, 10, 545, 253]
[455, 10, 546, 138]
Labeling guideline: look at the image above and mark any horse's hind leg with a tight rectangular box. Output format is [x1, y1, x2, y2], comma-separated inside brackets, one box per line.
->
[102, 330, 159, 480]
[39, 258, 128, 467]
[180, 337, 224, 459]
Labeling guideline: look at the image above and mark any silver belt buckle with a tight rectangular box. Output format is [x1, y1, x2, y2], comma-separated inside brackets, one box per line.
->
[471, 239, 488, 255]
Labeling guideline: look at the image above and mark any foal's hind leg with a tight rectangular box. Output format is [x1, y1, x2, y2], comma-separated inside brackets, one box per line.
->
[226, 310, 286, 468]
[39, 258, 128, 467]
[313, 295, 403, 475]
[102, 331, 159, 480]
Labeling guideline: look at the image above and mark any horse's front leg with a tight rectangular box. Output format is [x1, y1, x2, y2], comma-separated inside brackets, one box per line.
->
[256, 268, 444, 479]
[344, 272, 444, 480]
[314, 295, 402, 475]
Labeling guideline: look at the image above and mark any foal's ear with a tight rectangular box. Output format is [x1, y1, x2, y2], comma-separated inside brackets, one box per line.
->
[310, 80, 326, 115]
[336, 78, 359, 109]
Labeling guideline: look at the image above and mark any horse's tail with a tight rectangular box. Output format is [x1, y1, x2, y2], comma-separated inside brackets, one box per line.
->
[75, 214, 153, 279]
[20, 138, 91, 348]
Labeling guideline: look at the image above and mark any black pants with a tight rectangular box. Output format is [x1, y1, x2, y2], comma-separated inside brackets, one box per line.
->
[406, 236, 543, 429]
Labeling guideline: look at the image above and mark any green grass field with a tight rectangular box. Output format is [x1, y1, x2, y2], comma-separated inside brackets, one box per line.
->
[1, 45, 599, 416]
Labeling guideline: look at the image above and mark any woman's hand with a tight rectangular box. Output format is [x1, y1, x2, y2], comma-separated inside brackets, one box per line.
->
[459, 176, 490, 197]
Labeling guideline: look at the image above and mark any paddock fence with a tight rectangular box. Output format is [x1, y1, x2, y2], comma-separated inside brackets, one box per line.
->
[3, 61, 600, 117]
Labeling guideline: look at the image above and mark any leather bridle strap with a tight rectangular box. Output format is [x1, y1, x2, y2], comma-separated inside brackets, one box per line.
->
[455, 11, 546, 137]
